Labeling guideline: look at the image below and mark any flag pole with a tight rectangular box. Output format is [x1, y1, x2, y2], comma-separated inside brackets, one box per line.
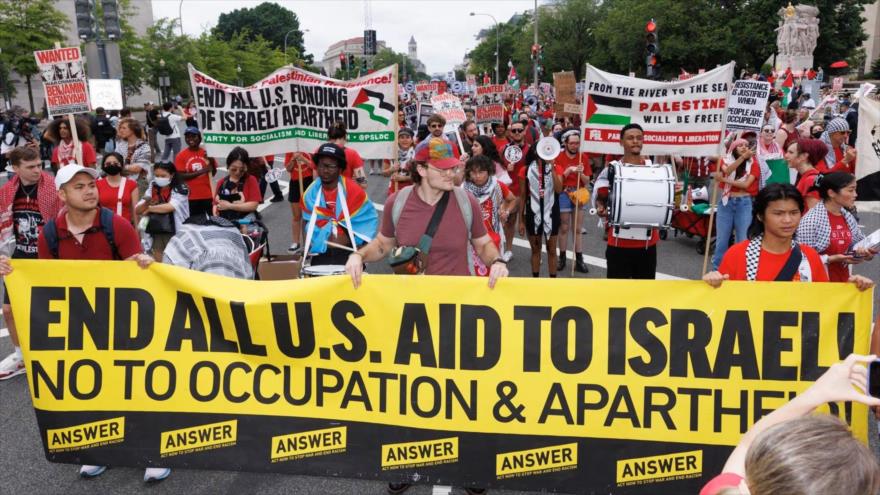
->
[393, 63, 400, 193]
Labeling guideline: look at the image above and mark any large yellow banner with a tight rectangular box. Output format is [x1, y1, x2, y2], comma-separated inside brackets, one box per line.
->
[6, 260, 873, 493]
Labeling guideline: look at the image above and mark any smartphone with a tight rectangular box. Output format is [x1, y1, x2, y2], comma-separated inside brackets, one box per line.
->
[869, 360, 880, 398]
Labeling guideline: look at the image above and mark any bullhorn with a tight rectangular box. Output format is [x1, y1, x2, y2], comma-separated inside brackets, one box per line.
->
[536, 136, 561, 161]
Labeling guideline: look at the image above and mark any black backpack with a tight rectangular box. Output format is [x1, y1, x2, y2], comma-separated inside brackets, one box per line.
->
[94, 116, 115, 143]
[157, 114, 174, 135]
[43, 208, 121, 260]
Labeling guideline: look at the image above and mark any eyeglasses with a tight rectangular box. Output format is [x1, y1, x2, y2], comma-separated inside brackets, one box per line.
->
[428, 124, 443, 129]
[510, 129, 524, 134]
[427, 164, 462, 175]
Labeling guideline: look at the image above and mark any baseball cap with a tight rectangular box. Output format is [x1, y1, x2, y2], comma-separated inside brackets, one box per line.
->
[414, 137, 460, 169]
[312, 143, 347, 169]
[55, 165, 100, 189]
[398, 127, 414, 137]
[184, 126, 201, 136]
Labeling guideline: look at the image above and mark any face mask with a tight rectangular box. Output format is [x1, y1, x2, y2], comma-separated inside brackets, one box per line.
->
[811, 131, 823, 139]
[103, 164, 122, 176]
[154, 177, 171, 187]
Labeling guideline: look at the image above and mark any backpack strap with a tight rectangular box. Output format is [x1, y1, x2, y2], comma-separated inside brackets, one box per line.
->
[43, 219, 59, 259]
[452, 187, 476, 275]
[391, 186, 414, 232]
[98, 208, 121, 260]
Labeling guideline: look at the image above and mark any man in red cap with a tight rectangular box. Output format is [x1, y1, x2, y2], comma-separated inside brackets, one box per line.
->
[345, 136, 508, 287]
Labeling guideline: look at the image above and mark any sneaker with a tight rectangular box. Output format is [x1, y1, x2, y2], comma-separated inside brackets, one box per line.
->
[387, 482, 412, 494]
[288, 243, 301, 253]
[271, 195, 285, 203]
[79, 465, 107, 478]
[144, 467, 171, 483]
[0, 351, 25, 381]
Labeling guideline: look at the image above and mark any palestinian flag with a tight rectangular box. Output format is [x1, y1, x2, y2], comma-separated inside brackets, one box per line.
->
[507, 61, 519, 90]
[780, 72, 794, 107]
[353, 88, 394, 125]
[585, 94, 632, 126]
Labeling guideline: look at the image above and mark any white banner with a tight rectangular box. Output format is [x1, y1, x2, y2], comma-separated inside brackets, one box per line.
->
[855, 97, 880, 212]
[88, 79, 124, 110]
[430, 93, 466, 134]
[581, 63, 735, 156]
[726, 80, 771, 132]
[34, 47, 90, 117]
[189, 64, 398, 159]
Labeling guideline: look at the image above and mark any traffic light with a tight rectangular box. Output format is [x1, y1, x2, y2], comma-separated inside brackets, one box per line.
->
[75, 0, 96, 40]
[101, 0, 122, 39]
[362, 58, 368, 71]
[348, 54, 355, 67]
[339, 53, 346, 66]
[645, 19, 660, 79]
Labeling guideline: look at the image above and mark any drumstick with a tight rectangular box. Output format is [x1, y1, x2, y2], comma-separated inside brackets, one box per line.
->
[701, 156, 722, 276]
[327, 241, 357, 252]
[571, 151, 583, 276]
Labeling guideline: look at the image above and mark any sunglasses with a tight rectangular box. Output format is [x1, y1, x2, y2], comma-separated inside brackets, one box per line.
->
[510, 129, 524, 134]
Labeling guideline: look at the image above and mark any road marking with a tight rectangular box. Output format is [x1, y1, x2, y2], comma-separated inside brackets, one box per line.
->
[0, 327, 7, 338]
[371, 201, 683, 280]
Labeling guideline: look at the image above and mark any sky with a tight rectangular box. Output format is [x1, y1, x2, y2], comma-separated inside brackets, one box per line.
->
[151, 0, 539, 75]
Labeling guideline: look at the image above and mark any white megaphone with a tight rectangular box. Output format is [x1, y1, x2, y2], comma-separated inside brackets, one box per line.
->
[536, 136, 561, 161]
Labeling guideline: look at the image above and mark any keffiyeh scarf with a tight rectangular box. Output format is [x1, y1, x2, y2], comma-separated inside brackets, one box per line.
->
[796, 201, 863, 254]
[527, 160, 555, 239]
[745, 234, 812, 281]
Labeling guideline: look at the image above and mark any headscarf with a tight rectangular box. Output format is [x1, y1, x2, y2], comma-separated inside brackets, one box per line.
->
[820, 117, 850, 168]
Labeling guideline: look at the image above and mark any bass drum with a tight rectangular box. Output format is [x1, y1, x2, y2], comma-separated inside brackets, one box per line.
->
[609, 162, 675, 239]
[300, 264, 347, 278]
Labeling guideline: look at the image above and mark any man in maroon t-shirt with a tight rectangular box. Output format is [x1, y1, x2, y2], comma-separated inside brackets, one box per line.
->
[0, 164, 164, 482]
[345, 138, 509, 289]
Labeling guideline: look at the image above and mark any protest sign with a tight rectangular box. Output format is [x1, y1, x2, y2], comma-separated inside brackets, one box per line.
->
[402, 102, 418, 131]
[475, 85, 505, 125]
[466, 74, 477, 95]
[189, 64, 397, 159]
[417, 102, 434, 129]
[414, 82, 445, 103]
[88, 79, 124, 110]
[563, 103, 581, 114]
[9, 261, 871, 494]
[430, 93, 466, 134]
[34, 47, 90, 117]
[554, 71, 577, 116]
[582, 63, 734, 156]
[833, 77, 843, 92]
[725, 80, 771, 132]
[855, 96, 880, 212]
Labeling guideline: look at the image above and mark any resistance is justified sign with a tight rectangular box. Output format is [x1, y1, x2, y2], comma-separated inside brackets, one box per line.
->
[189, 64, 397, 159]
[7, 261, 871, 493]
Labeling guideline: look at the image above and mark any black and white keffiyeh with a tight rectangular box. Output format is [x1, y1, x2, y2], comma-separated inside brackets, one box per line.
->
[464, 176, 505, 243]
[796, 201, 863, 253]
[526, 160, 555, 239]
[745, 234, 813, 281]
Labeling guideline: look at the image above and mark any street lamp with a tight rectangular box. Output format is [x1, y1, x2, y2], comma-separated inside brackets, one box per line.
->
[470, 12, 499, 85]
[236, 65, 242, 86]
[284, 28, 309, 65]
[158, 58, 169, 103]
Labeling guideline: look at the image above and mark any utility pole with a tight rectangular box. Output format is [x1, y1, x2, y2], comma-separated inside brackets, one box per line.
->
[533, 0, 539, 88]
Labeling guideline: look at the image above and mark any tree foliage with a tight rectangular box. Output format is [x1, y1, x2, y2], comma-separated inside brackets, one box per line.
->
[213, 2, 311, 64]
[0, 0, 68, 109]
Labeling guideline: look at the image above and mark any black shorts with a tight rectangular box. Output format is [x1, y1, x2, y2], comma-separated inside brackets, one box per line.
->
[287, 176, 314, 204]
[524, 195, 561, 237]
[188, 198, 213, 217]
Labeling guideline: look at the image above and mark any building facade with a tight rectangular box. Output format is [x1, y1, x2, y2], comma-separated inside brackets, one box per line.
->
[321, 36, 388, 76]
[864, 0, 880, 75]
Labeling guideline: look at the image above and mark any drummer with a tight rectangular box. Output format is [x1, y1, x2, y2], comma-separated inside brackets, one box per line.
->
[301, 143, 378, 267]
[594, 123, 660, 279]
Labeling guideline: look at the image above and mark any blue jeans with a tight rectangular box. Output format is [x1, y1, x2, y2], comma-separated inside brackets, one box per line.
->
[712, 195, 752, 270]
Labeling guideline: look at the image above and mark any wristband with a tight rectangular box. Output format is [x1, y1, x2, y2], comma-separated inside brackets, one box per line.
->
[491, 257, 507, 265]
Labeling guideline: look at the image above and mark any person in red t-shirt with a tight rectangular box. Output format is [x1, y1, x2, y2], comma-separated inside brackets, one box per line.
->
[500, 120, 531, 257]
[594, 124, 660, 279]
[786, 138, 825, 210]
[698, 354, 880, 495]
[96, 152, 139, 224]
[285, 151, 314, 252]
[174, 127, 216, 217]
[796, 172, 877, 282]
[45, 117, 97, 170]
[704, 182, 875, 287]
[554, 130, 592, 273]
[327, 121, 366, 183]
[491, 122, 508, 156]
[214, 147, 261, 225]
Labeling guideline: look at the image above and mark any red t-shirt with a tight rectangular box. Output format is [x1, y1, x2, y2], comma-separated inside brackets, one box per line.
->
[52, 141, 97, 167]
[96, 177, 138, 222]
[554, 152, 593, 188]
[826, 211, 852, 282]
[174, 147, 213, 200]
[727, 158, 760, 196]
[285, 152, 313, 180]
[700, 473, 744, 495]
[492, 136, 508, 156]
[718, 240, 829, 282]
[214, 175, 262, 204]
[381, 189, 487, 276]
[796, 168, 821, 207]
[341, 147, 365, 179]
[502, 142, 530, 196]
[38, 209, 141, 260]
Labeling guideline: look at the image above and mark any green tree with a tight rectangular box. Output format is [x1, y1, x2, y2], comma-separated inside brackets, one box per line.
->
[537, 0, 602, 78]
[111, 0, 149, 98]
[213, 2, 312, 64]
[808, 0, 873, 69]
[468, 14, 532, 85]
[0, 0, 69, 113]
[371, 48, 414, 77]
[142, 18, 198, 99]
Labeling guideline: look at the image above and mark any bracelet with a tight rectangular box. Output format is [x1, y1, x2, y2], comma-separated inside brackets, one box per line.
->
[491, 257, 508, 265]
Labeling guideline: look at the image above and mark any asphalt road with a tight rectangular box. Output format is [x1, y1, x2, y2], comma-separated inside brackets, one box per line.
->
[1, 160, 878, 495]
